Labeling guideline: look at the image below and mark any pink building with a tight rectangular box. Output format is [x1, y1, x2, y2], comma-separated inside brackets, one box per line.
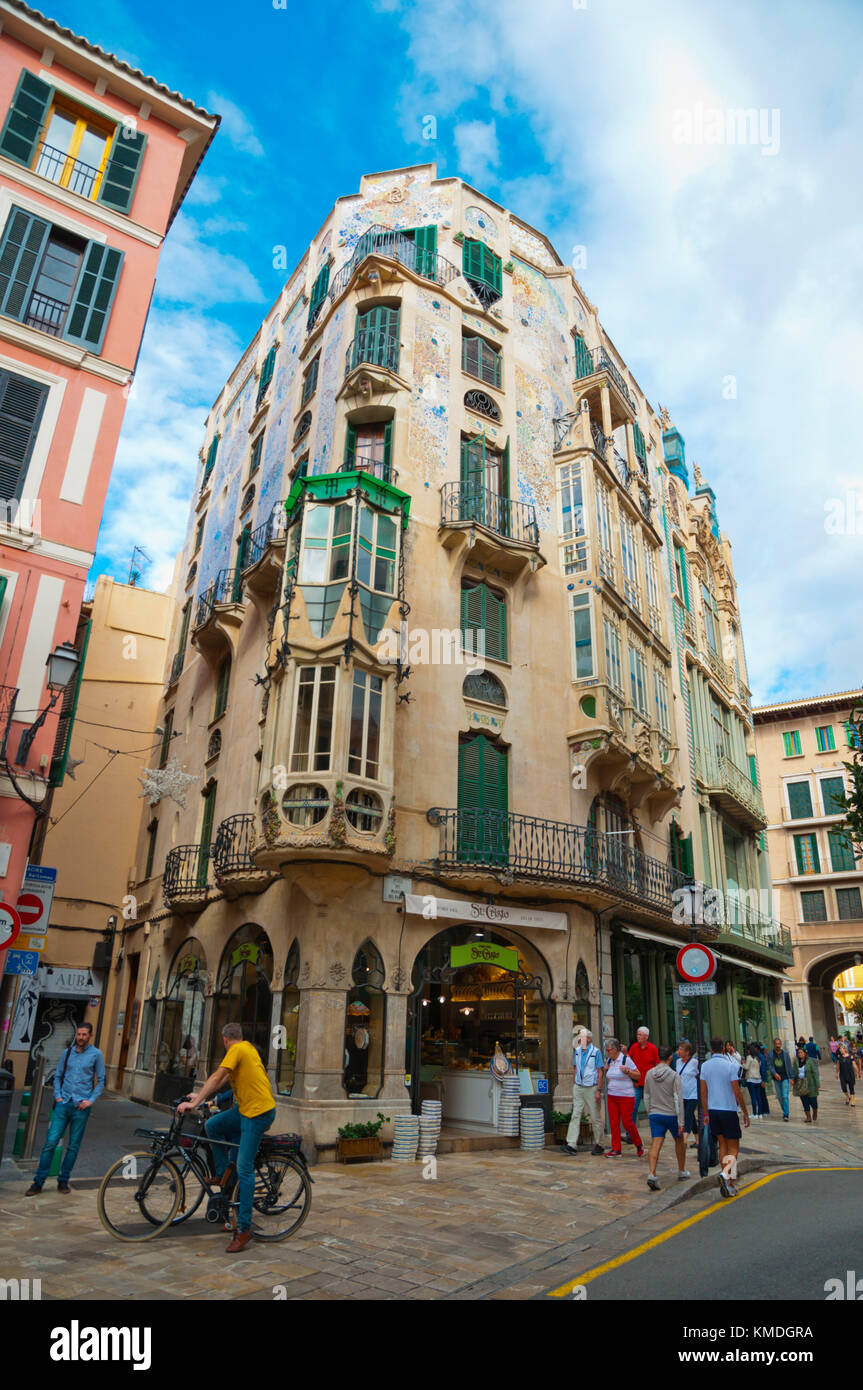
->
[0, 1, 217, 1028]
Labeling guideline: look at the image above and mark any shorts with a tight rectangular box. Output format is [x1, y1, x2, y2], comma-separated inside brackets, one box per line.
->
[683, 1097, 698, 1134]
[648, 1113, 679, 1140]
[708, 1109, 741, 1141]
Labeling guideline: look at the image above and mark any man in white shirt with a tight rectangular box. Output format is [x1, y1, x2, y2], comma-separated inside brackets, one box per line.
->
[675, 1039, 700, 1149]
[700, 1035, 750, 1199]
[565, 1027, 605, 1156]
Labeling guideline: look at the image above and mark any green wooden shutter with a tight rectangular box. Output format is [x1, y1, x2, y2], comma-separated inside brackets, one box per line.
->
[159, 708, 174, 767]
[484, 586, 507, 662]
[198, 784, 216, 886]
[258, 345, 276, 399]
[0, 208, 51, 320]
[214, 656, 231, 717]
[488, 246, 502, 294]
[748, 753, 758, 787]
[65, 242, 124, 352]
[177, 599, 191, 654]
[48, 618, 91, 788]
[97, 129, 147, 213]
[463, 239, 483, 281]
[461, 583, 484, 651]
[0, 575, 6, 612]
[457, 735, 508, 863]
[383, 418, 393, 468]
[308, 265, 330, 325]
[501, 436, 510, 497]
[203, 434, 219, 483]
[787, 782, 813, 819]
[412, 224, 437, 277]
[680, 834, 694, 877]
[573, 335, 593, 379]
[234, 529, 251, 594]
[0, 368, 48, 502]
[632, 421, 647, 462]
[0, 70, 53, 166]
[344, 422, 357, 467]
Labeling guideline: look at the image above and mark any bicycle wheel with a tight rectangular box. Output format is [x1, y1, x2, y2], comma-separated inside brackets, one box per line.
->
[97, 1152, 182, 1241]
[167, 1159, 208, 1226]
[234, 1155, 312, 1242]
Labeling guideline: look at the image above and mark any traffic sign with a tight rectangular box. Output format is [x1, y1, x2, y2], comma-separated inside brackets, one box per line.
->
[21, 934, 47, 953]
[0, 903, 22, 951]
[676, 943, 717, 984]
[3, 949, 39, 975]
[678, 981, 718, 997]
[16, 864, 57, 935]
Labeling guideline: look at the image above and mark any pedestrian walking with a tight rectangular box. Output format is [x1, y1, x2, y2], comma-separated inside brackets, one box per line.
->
[757, 1043, 771, 1115]
[836, 1042, 857, 1106]
[602, 1038, 643, 1157]
[856, 1038, 863, 1081]
[768, 1037, 794, 1121]
[26, 1023, 105, 1195]
[564, 1027, 605, 1156]
[674, 1039, 700, 1149]
[805, 1036, 820, 1060]
[793, 1046, 820, 1123]
[643, 1044, 690, 1190]
[828, 1035, 839, 1061]
[724, 1041, 742, 1066]
[627, 1026, 659, 1128]
[700, 1036, 750, 1199]
[742, 1042, 766, 1118]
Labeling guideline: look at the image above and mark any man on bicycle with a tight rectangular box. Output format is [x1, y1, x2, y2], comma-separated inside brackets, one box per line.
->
[178, 1023, 276, 1252]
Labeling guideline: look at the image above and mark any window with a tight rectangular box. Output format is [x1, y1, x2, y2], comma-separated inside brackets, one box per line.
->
[293, 410, 312, 445]
[462, 671, 507, 706]
[248, 432, 264, 478]
[462, 239, 502, 306]
[256, 345, 276, 406]
[194, 513, 206, 554]
[213, 654, 231, 720]
[349, 305, 400, 373]
[595, 481, 614, 580]
[711, 695, 731, 760]
[282, 783, 329, 826]
[815, 725, 835, 752]
[461, 581, 507, 663]
[573, 334, 593, 379]
[462, 331, 501, 388]
[459, 434, 509, 517]
[457, 734, 509, 863]
[673, 544, 690, 609]
[202, 434, 219, 487]
[644, 544, 660, 614]
[828, 829, 856, 873]
[793, 833, 820, 875]
[629, 643, 649, 718]
[843, 720, 863, 750]
[278, 941, 301, 1095]
[290, 665, 336, 773]
[558, 462, 587, 574]
[346, 788, 384, 833]
[783, 730, 802, 757]
[464, 388, 500, 421]
[348, 670, 383, 779]
[0, 70, 147, 213]
[0, 368, 48, 504]
[787, 781, 813, 819]
[603, 617, 623, 696]
[837, 887, 863, 920]
[301, 354, 319, 405]
[632, 420, 647, 464]
[0, 208, 123, 352]
[653, 668, 671, 735]
[620, 513, 639, 611]
[159, 709, 174, 769]
[570, 592, 595, 679]
[701, 581, 719, 655]
[820, 776, 846, 815]
[345, 419, 393, 481]
[144, 819, 158, 881]
[343, 942, 386, 1098]
[800, 890, 827, 922]
[307, 263, 330, 330]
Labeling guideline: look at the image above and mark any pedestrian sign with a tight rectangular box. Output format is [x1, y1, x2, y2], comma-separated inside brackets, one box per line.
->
[3, 949, 39, 975]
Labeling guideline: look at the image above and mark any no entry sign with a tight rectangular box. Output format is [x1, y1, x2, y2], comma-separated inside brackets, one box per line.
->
[0, 903, 22, 951]
[15, 864, 57, 938]
[676, 943, 717, 984]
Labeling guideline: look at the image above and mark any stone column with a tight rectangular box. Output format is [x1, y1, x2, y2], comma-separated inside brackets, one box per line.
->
[553, 999, 574, 1110]
[293, 987, 349, 1102]
[379, 991, 411, 1106]
[600, 383, 613, 440]
[625, 420, 637, 473]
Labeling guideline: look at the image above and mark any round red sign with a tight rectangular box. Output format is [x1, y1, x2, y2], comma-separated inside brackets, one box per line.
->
[0, 903, 22, 951]
[676, 943, 717, 984]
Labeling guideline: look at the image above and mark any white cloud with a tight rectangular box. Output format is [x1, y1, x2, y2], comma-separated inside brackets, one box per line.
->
[154, 213, 266, 307]
[454, 119, 500, 188]
[206, 91, 265, 159]
[184, 173, 227, 207]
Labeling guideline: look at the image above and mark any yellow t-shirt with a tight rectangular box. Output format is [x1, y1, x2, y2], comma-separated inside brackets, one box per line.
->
[220, 1041, 275, 1118]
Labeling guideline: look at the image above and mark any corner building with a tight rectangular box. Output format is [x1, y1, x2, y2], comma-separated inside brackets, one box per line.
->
[117, 165, 792, 1154]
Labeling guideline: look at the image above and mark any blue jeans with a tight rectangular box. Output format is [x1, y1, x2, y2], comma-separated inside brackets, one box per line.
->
[746, 1081, 764, 1116]
[773, 1078, 790, 1117]
[34, 1100, 91, 1185]
[205, 1104, 275, 1233]
[633, 1086, 644, 1121]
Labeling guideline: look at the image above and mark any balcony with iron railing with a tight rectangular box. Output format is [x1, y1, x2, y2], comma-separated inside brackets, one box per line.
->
[25, 291, 67, 337]
[194, 568, 243, 629]
[439, 483, 542, 575]
[427, 808, 692, 917]
[704, 644, 737, 691]
[340, 453, 399, 487]
[682, 607, 697, 643]
[704, 752, 767, 830]
[574, 345, 636, 418]
[35, 141, 101, 199]
[166, 651, 185, 687]
[321, 228, 461, 327]
[213, 813, 273, 897]
[244, 508, 287, 573]
[345, 328, 400, 378]
[713, 897, 794, 963]
[163, 844, 214, 911]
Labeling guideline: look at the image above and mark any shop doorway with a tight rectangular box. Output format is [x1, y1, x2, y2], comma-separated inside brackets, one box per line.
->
[406, 925, 552, 1131]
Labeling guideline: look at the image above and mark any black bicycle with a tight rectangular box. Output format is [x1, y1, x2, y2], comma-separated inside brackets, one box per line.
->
[97, 1099, 312, 1243]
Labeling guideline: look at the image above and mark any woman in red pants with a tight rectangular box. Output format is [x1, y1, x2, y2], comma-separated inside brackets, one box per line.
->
[603, 1037, 644, 1157]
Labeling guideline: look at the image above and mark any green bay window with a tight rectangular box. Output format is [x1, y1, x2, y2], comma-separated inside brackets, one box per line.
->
[290, 665, 336, 773]
[350, 305, 400, 374]
[462, 239, 502, 306]
[461, 580, 507, 663]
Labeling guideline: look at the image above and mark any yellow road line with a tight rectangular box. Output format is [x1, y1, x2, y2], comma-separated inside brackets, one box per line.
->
[546, 1166, 863, 1297]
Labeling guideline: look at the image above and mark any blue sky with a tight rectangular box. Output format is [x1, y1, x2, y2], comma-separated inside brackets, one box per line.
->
[51, 0, 862, 705]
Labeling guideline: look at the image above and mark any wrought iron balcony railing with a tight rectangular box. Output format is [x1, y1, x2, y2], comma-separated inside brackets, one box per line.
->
[591, 421, 608, 457]
[35, 140, 101, 198]
[325, 227, 461, 316]
[0, 684, 17, 762]
[340, 453, 399, 487]
[612, 447, 630, 490]
[244, 507, 286, 572]
[682, 608, 697, 642]
[213, 814, 256, 877]
[345, 328, 400, 377]
[163, 844, 213, 906]
[428, 808, 692, 914]
[575, 346, 635, 411]
[440, 482, 539, 546]
[715, 753, 765, 821]
[167, 651, 184, 686]
[25, 291, 67, 337]
[194, 568, 243, 626]
[705, 645, 736, 689]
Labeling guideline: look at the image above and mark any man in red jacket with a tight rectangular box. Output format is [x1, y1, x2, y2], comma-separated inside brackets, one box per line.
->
[628, 1026, 659, 1129]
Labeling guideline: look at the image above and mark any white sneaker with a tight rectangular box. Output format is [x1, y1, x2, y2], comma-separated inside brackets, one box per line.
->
[678, 1169, 690, 1180]
[647, 1174, 661, 1190]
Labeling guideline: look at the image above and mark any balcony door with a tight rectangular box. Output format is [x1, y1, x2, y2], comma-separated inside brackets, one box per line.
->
[457, 733, 508, 866]
[345, 419, 393, 481]
[198, 783, 217, 888]
[460, 435, 509, 534]
[354, 306, 400, 373]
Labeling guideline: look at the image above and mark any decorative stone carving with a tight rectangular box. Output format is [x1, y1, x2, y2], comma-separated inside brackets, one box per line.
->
[658, 403, 672, 430]
[299, 961, 311, 985]
[329, 961, 346, 984]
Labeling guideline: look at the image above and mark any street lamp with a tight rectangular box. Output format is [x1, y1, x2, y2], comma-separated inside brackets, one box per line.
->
[15, 641, 80, 766]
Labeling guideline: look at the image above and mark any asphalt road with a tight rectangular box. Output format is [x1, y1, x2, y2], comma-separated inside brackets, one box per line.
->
[547, 1170, 863, 1300]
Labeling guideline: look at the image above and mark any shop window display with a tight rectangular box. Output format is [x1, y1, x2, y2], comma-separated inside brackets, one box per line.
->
[154, 942, 207, 1105]
[210, 925, 274, 1070]
[343, 941, 386, 1098]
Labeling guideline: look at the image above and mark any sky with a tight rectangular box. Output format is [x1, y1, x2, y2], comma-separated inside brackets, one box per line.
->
[51, 0, 862, 706]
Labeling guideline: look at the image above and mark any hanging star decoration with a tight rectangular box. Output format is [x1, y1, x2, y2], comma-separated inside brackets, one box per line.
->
[65, 756, 85, 780]
[138, 756, 199, 809]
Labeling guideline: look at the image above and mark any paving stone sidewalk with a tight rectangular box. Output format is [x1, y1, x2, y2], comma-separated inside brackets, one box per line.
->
[1, 1077, 860, 1301]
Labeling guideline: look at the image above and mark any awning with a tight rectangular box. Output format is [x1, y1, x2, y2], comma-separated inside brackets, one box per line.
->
[619, 925, 791, 982]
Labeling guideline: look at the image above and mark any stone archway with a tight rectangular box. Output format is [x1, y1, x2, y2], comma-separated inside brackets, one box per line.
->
[804, 947, 863, 1047]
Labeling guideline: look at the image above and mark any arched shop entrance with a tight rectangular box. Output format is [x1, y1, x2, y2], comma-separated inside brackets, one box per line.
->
[406, 925, 552, 1130]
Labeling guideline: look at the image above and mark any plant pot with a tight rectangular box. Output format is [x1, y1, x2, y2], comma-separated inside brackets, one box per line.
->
[337, 1135, 383, 1163]
[578, 1120, 593, 1145]
[553, 1122, 569, 1144]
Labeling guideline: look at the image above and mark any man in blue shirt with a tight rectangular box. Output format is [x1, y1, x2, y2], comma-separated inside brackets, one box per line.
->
[564, 1027, 605, 1155]
[26, 1022, 105, 1195]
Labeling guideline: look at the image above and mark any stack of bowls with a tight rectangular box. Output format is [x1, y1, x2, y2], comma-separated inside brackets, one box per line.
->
[418, 1099, 442, 1157]
[498, 1076, 521, 1135]
[520, 1107, 545, 1152]
[391, 1114, 420, 1162]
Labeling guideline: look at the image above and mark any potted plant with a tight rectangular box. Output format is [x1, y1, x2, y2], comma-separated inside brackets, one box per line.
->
[337, 1112, 390, 1163]
[551, 1110, 572, 1145]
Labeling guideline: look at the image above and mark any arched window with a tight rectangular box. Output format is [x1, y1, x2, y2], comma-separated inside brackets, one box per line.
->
[154, 941, 207, 1104]
[343, 940, 386, 1098]
[462, 671, 507, 707]
[278, 940, 301, 1095]
[210, 925, 274, 1069]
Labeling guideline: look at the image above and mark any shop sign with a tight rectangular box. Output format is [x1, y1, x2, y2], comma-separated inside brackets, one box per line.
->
[231, 943, 259, 968]
[451, 942, 520, 972]
[405, 894, 566, 931]
[383, 874, 412, 903]
[678, 981, 718, 997]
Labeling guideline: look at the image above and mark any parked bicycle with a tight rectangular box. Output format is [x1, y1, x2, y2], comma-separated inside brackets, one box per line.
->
[97, 1097, 312, 1243]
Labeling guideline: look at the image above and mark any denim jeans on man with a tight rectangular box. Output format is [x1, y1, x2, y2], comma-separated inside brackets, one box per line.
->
[34, 1101, 92, 1185]
[773, 1078, 790, 1117]
[205, 1103, 275, 1231]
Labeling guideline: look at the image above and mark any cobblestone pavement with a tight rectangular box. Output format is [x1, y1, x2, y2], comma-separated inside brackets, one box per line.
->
[1, 1076, 860, 1301]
